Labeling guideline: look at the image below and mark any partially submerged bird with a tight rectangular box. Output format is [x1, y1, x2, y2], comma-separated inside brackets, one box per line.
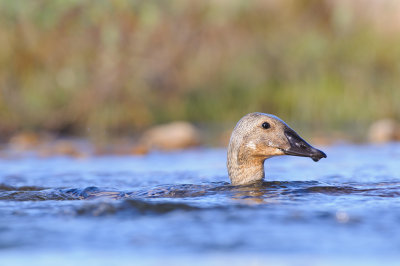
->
[227, 113, 326, 185]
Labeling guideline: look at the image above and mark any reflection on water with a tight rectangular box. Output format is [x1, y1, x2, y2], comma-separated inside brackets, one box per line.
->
[0, 143, 400, 264]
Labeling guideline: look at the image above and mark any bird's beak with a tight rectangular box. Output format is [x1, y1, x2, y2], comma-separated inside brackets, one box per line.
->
[282, 128, 327, 162]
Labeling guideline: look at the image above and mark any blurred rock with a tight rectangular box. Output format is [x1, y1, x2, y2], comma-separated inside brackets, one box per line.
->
[141, 121, 200, 150]
[9, 132, 41, 150]
[368, 119, 400, 143]
[130, 144, 149, 155]
[53, 140, 85, 157]
[39, 140, 86, 158]
[94, 142, 149, 156]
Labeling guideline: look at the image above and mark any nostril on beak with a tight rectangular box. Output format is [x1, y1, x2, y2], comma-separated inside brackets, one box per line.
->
[300, 143, 307, 149]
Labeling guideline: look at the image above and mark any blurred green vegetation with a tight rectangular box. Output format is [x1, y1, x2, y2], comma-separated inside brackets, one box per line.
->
[0, 0, 399, 141]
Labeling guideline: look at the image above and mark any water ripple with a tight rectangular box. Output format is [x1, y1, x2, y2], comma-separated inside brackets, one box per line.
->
[1, 180, 400, 203]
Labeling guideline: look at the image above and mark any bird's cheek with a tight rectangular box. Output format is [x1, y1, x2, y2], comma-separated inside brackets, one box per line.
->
[262, 146, 285, 156]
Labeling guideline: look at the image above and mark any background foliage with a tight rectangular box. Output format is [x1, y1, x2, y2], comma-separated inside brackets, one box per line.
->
[1, 0, 399, 141]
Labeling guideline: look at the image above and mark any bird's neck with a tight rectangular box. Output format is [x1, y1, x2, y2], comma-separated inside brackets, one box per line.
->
[227, 142, 266, 185]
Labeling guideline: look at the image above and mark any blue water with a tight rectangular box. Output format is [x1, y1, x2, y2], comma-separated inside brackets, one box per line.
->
[0, 143, 400, 265]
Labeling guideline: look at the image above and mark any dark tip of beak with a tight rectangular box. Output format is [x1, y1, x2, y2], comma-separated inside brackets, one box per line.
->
[283, 129, 327, 162]
[310, 149, 327, 162]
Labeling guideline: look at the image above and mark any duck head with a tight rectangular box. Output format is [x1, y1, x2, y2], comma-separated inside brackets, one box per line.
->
[227, 112, 326, 185]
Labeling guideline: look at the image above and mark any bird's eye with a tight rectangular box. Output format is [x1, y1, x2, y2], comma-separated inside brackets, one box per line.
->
[262, 122, 270, 129]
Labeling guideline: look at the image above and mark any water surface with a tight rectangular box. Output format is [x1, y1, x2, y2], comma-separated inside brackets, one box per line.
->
[1, 143, 400, 265]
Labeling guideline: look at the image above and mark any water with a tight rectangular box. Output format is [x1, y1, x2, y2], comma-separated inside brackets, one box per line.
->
[1, 143, 400, 265]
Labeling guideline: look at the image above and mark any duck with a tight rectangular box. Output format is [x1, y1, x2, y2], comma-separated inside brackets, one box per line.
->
[227, 112, 326, 185]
